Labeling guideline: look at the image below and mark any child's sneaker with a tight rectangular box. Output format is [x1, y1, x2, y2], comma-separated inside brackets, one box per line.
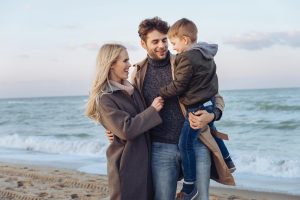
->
[226, 160, 236, 173]
[176, 186, 198, 200]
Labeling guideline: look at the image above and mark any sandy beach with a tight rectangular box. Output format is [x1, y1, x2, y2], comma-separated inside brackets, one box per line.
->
[0, 162, 108, 200]
[0, 162, 299, 200]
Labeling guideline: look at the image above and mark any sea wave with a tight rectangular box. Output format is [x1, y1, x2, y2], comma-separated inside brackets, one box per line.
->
[0, 120, 9, 125]
[263, 120, 299, 130]
[220, 119, 300, 130]
[233, 152, 300, 178]
[7, 101, 29, 104]
[0, 134, 108, 157]
[256, 102, 300, 111]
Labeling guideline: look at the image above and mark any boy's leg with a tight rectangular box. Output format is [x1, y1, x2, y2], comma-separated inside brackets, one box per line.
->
[194, 139, 211, 200]
[152, 142, 181, 200]
[178, 118, 199, 182]
[204, 97, 231, 159]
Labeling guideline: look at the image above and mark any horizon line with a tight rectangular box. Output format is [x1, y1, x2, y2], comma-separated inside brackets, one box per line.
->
[1, 86, 299, 100]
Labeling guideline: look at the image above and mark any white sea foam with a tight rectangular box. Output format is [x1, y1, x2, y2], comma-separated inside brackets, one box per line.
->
[232, 151, 300, 178]
[0, 134, 108, 157]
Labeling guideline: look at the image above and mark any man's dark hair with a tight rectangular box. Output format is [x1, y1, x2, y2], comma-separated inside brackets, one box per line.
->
[138, 17, 169, 41]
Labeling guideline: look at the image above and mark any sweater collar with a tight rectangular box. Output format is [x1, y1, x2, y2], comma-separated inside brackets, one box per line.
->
[147, 51, 170, 67]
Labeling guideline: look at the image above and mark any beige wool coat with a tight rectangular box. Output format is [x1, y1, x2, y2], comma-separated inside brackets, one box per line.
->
[131, 56, 235, 186]
[98, 84, 162, 200]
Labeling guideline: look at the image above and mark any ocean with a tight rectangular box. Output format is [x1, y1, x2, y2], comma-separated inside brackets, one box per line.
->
[0, 87, 299, 195]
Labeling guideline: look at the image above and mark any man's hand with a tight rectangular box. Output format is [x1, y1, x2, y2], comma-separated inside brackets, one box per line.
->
[105, 129, 114, 143]
[188, 110, 214, 129]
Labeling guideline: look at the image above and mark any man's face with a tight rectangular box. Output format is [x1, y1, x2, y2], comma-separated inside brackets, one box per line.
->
[141, 30, 168, 60]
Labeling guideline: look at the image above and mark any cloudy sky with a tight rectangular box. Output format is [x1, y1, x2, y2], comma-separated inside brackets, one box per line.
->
[1, 0, 299, 98]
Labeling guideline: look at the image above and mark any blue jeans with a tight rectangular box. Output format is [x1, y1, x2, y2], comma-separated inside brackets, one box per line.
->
[179, 99, 230, 184]
[179, 100, 214, 184]
[179, 115, 199, 183]
[152, 140, 211, 200]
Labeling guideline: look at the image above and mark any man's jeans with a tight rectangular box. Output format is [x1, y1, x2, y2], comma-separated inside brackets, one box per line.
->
[152, 140, 211, 200]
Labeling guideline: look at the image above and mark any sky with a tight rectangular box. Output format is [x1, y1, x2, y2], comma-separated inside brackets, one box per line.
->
[1, 0, 300, 98]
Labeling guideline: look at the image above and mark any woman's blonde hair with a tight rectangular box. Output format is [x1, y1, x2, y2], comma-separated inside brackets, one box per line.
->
[85, 43, 126, 123]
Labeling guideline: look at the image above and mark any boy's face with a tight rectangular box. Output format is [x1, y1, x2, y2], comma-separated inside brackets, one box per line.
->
[141, 30, 168, 60]
[169, 36, 189, 53]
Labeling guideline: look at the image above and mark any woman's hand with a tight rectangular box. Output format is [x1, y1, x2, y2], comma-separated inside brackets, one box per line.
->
[188, 110, 214, 129]
[105, 129, 114, 143]
[151, 96, 164, 112]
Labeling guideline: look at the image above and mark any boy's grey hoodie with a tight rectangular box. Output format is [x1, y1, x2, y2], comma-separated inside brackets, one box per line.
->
[191, 42, 218, 60]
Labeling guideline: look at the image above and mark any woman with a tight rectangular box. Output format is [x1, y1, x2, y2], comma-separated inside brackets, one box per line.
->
[86, 43, 164, 200]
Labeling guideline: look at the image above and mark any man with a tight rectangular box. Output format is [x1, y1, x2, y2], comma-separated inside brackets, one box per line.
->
[107, 17, 234, 200]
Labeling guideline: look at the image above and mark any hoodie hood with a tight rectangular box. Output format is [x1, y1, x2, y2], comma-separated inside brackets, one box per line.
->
[191, 42, 218, 60]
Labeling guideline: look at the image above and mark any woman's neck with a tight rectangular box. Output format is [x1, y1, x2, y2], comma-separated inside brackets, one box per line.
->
[109, 75, 123, 84]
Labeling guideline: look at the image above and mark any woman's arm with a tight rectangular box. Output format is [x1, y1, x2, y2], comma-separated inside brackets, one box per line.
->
[100, 95, 162, 141]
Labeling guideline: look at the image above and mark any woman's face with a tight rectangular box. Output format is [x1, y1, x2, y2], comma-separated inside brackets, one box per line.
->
[109, 49, 131, 83]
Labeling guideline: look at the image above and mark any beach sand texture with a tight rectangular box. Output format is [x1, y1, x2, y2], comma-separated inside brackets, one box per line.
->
[0, 163, 108, 200]
[1, 163, 300, 200]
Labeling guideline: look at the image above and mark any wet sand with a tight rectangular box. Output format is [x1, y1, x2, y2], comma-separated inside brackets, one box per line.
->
[0, 162, 299, 200]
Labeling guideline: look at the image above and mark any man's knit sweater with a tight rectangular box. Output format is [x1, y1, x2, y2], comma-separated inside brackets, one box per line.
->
[142, 53, 184, 144]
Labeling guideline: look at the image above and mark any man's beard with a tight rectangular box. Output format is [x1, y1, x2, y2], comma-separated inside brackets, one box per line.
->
[149, 49, 167, 60]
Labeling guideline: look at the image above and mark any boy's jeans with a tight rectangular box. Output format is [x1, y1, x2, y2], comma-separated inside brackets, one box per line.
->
[152, 140, 211, 200]
[179, 100, 215, 184]
[179, 98, 230, 184]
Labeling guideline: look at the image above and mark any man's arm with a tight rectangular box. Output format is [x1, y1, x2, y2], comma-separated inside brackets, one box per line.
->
[189, 93, 225, 129]
[189, 110, 214, 129]
[214, 93, 224, 121]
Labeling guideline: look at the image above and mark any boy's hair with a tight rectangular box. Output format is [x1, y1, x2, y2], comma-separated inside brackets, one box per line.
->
[168, 18, 198, 42]
[138, 16, 169, 42]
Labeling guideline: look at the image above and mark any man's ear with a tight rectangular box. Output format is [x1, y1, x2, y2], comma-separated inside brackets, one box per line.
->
[141, 39, 147, 50]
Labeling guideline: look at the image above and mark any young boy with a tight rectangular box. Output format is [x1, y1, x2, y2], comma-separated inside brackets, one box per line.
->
[159, 18, 235, 199]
